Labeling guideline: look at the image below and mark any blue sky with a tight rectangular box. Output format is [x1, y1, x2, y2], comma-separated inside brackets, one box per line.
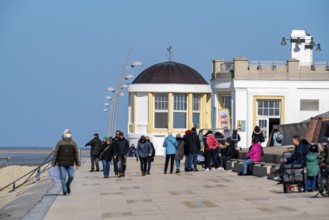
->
[0, 0, 328, 147]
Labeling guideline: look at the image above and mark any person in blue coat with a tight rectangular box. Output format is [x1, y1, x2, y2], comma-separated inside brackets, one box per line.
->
[163, 133, 178, 174]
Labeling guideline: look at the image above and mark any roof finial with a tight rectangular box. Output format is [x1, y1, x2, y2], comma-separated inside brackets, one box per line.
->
[167, 45, 174, 62]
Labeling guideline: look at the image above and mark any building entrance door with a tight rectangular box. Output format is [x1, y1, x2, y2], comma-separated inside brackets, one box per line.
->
[257, 118, 281, 145]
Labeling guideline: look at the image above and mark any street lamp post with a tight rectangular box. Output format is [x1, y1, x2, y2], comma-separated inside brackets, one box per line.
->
[105, 49, 142, 137]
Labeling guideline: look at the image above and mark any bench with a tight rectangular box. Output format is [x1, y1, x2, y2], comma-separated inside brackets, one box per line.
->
[228, 159, 280, 177]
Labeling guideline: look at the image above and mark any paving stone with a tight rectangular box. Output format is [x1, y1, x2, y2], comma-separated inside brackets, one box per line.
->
[43, 158, 329, 220]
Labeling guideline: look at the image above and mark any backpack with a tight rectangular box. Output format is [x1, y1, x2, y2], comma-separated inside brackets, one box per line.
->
[275, 132, 284, 144]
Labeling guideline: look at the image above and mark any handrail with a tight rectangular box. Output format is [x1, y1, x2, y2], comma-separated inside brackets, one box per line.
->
[0, 150, 54, 192]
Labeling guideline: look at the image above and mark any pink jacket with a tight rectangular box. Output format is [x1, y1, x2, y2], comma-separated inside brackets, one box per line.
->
[206, 134, 219, 150]
[246, 143, 262, 162]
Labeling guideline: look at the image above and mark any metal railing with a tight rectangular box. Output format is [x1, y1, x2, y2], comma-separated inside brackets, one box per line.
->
[220, 62, 234, 71]
[0, 156, 11, 167]
[0, 150, 54, 192]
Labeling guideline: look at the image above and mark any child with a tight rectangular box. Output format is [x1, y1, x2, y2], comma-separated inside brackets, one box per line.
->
[305, 144, 320, 192]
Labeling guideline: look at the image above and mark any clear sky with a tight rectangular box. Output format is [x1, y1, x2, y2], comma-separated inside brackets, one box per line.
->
[0, 0, 328, 147]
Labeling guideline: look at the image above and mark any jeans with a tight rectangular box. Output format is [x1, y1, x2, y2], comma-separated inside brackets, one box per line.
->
[102, 160, 111, 177]
[184, 155, 189, 169]
[175, 160, 181, 170]
[188, 153, 198, 170]
[242, 159, 254, 175]
[164, 154, 175, 174]
[91, 155, 99, 170]
[59, 166, 74, 193]
[139, 157, 147, 172]
[147, 161, 152, 173]
[117, 155, 126, 174]
[305, 176, 317, 191]
[113, 158, 118, 175]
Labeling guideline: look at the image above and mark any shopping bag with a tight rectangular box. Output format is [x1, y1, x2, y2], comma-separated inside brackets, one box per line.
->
[48, 166, 61, 181]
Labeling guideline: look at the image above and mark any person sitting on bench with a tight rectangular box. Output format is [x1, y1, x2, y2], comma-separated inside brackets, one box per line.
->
[238, 138, 262, 176]
[273, 135, 309, 183]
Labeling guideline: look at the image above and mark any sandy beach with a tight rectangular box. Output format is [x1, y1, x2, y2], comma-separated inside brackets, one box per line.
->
[0, 165, 48, 208]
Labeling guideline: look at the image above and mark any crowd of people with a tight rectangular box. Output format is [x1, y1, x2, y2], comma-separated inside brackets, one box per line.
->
[51, 126, 329, 196]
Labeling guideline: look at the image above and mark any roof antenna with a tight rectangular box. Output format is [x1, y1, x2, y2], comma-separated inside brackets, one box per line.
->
[167, 45, 174, 62]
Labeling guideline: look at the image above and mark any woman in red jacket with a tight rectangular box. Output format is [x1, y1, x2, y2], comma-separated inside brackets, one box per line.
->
[238, 138, 262, 176]
[205, 132, 219, 171]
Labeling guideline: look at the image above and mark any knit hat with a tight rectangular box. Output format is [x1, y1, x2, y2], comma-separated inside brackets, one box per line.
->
[145, 136, 150, 140]
[63, 129, 71, 135]
[185, 130, 191, 135]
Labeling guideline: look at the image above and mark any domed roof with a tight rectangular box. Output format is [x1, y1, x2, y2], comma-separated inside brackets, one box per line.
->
[131, 61, 208, 84]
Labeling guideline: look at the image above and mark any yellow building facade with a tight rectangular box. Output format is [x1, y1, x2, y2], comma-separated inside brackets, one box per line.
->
[128, 61, 212, 155]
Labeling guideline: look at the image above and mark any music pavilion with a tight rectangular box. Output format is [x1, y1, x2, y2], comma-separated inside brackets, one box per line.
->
[127, 61, 212, 155]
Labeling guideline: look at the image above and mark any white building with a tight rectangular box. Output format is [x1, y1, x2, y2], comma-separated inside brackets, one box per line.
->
[128, 61, 212, 155]
[211, 30, 329, 148]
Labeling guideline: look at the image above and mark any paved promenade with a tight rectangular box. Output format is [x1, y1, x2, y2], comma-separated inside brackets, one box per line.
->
[45, 158, 329, 220]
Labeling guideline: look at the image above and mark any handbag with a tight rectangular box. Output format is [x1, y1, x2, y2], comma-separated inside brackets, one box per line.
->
[48, 166, 61, 181]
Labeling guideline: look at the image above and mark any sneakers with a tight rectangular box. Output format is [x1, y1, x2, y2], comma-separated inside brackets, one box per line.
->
[205, 168, 210, 172]
[63, 192, 67, 196]
[217, 167, 224, 171]
[211, 168, 216, 171]
[273, 176, 282, 182]
[176, 169, 180, 173]
[89, 169, 95, 172]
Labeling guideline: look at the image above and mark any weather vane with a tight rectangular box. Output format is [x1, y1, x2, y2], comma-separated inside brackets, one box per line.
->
[167, 45, 174, 61]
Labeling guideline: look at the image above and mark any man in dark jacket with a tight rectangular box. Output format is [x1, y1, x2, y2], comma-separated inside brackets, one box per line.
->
[186, 127, 201, 171]
[85, 133, 102, 172]
[112, 130, 121, 175]
[183, 130, 191, 172]
[114, 131, 129, 177]
[274, 135, 309, 182]
[52, 129, 80, 196]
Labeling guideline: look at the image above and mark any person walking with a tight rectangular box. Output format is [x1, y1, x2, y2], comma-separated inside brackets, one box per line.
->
[163, 133, 177, 174]
[186, 127, 201, 172]
[113, 131, 129, 178]
[145, 136, 155, 175]
[99, 137, 114, 178]
[112, 130, 121, 176]
[174, 134, 185, 173]
[238, 138, 262, 176]
[85, 133, 102, 172]
[52, 129, 80, 196]
[137, 136, 153, 176]
[183, 130, 191, 172]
